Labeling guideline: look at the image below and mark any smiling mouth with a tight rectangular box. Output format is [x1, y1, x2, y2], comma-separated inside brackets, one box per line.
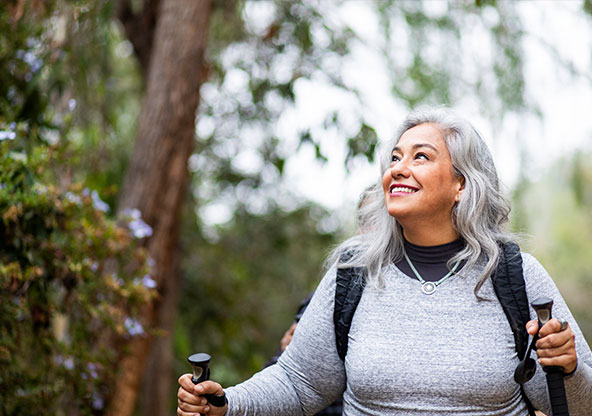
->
[390, 184, 418, 194]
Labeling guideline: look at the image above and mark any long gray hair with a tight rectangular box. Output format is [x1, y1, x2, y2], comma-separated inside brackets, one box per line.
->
[329, 107, 514, 297]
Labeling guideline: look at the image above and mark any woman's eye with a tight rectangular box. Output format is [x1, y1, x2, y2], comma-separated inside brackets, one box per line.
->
[415, 153, 429, 160]
[391, 154, 400, 162]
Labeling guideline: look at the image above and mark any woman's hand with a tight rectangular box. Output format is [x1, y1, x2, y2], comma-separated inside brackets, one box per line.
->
[526, 318, 578, 374]
[177, 374, 228, 416]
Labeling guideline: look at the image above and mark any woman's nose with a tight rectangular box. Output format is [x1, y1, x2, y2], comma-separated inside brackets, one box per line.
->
[390, 158, 410, 178]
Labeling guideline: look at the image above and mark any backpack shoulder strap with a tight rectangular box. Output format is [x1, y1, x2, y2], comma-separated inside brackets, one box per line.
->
[492, 241, 531, 360]
[492, 242, 537, 416]
[334, 252, 366, 361]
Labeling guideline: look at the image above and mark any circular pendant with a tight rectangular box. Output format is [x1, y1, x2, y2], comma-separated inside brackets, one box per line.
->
[421, 281, 436, 295]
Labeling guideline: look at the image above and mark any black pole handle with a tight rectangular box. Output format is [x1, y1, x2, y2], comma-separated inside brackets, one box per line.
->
[531, 297, 570, 416]
[188, 353, 227, 413]
[545, 368, 569, 416]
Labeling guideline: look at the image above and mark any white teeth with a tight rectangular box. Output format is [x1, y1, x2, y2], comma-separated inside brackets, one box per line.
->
[391, 186, 416, 193]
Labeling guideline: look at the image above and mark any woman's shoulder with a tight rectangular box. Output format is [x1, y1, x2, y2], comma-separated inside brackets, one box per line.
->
[519, 251, 550, 278]
[518, 251, 563, 300]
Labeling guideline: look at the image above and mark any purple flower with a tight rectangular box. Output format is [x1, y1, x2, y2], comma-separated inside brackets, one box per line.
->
[0, 131, 16, 141]
[129, 218, 152, 238]
[124, 317, 144, 336]
[123, 208, 153, 238]
[87, 362, 99, 379]
[123, 208, 141, 219]
[65, 192, 82, 205]
[92, 392, 104, 410]
[64, 357, 74, 370]
[19, 50, 42, 72]
[91, 190, 110, 213]
[141, 275, 157, 289]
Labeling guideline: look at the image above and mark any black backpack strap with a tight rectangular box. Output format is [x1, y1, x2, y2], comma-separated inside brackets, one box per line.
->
[492, 242, 530, 360]
[492, 241, 536, 416]
[334, 253, 366, 361]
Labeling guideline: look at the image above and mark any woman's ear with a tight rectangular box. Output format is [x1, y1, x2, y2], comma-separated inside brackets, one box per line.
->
[455, 176, 465, 202]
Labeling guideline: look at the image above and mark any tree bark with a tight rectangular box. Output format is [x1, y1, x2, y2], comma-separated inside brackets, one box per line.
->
[107, 1, 212, 415]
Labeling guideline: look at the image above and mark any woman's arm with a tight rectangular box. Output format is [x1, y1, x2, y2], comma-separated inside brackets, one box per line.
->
[224, 265, 346, 415]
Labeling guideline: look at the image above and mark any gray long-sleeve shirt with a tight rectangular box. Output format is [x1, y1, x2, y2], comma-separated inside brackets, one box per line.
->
[225, 253, 592, 415]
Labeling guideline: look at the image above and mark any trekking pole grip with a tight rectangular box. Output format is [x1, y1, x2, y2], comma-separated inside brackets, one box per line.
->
[531, 297, 570, 416]
[187, 353, 227, 416]
[544, 367, 569, 416]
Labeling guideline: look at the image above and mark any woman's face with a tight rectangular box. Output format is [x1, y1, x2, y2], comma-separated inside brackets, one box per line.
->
[382, 123, 464, 228]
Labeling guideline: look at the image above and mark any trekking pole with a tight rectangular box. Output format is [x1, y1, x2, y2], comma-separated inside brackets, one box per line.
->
[531, 298, 570, 416]
[187, 353, 227, 415]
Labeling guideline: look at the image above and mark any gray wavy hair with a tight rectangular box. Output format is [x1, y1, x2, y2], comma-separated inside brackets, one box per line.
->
[329, 106, 514, 297]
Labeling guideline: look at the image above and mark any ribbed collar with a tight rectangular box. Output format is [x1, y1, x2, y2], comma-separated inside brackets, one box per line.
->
[403, 238, 465, 265]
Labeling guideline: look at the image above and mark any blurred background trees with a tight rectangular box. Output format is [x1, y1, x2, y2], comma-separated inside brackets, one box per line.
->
[1, 0, 591, 415]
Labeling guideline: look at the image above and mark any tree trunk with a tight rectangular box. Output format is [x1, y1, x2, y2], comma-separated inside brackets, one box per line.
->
[107, 1, 212, 415]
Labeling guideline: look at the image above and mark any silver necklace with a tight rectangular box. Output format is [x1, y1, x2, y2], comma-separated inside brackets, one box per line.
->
[403, 251, 461, 295]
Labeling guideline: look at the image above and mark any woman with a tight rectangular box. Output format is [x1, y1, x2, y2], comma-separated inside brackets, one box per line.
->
[177, 107, 592, 415]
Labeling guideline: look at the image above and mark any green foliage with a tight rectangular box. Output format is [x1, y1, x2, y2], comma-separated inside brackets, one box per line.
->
[571, 152, 592, 206]
[346, 123, 378, 171]
[0, 139, 156, 415]
[175, 203, 338, 386]
[511, 152, 592, 342]
[475, 0, 497, 9]
[53, 0, 141, 202]
[376, 1, 527, 118]
[1, 3, 153, 413]
[196, 0, 360, 201]
[0, 1, 55, 152]
[1, 0, 141, 208]
[490, 10, 525, 111]
[585, 0, 592, 16]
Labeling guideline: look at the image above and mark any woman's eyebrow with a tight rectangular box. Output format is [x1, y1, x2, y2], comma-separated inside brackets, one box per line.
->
[392, 143, 439, 153]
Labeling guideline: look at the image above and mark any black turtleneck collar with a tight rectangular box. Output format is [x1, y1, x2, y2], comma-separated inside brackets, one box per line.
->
[395, 238, 465, 282]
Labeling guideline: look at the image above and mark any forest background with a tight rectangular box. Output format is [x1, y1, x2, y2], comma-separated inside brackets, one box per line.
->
[1, 1, 592, 415]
